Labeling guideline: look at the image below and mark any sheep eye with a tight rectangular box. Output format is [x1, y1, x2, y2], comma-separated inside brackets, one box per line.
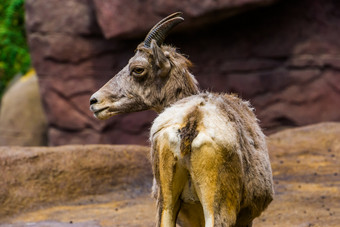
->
[133, 68, 144, 74]
[131, 67, 146, 79]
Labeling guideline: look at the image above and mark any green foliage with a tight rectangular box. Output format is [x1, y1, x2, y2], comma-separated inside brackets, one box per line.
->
[0, 0, 31, 99]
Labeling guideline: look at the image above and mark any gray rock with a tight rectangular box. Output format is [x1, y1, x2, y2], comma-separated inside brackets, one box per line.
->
[0, 71, 47, 146]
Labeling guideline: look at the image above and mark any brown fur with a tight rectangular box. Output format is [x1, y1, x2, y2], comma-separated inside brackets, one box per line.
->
[149, 93, 274, 227]
[179, 107, 201, 156]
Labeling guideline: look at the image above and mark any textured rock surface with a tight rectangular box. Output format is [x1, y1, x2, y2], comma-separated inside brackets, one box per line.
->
[0, 70, 47, 146]
[93, 0, 277, 39]
[0, 145, 152, 219]
[253, 122, 340, 226]
[0, 122, 339, 226]
[26, 0, 340, 145]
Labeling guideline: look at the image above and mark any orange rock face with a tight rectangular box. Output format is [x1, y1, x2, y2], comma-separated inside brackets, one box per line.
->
[0, 145, 152, 221]
[254, 122, 340, 227]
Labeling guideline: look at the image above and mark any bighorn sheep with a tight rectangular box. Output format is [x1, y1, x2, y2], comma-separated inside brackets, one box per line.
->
[90, 12, 274, 227]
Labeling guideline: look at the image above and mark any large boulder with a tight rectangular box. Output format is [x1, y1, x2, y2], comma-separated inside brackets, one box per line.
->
[0, 122, 339, 226]
[0, 70, 47, 146]
[0, 145, 152, 219]
[25, 0, 340, 145]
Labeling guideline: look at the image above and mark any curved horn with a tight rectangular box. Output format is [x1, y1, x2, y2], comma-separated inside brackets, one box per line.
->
[144, 12, 184, 48]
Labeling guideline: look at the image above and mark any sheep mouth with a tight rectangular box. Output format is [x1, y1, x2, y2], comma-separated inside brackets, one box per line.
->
[91, 106, 110, 120]
[91, 106, 121, 120]
[92, 106, 108, 115]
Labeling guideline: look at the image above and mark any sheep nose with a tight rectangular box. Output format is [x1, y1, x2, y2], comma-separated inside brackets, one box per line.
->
[90, 96, 98, 105]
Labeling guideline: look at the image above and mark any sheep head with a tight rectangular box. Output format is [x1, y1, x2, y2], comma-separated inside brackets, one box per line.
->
[90, 12, 199, 120]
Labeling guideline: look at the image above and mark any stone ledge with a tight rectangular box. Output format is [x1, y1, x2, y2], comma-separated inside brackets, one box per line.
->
[0, 145, 152, 220]
[1, 122, 339, 226]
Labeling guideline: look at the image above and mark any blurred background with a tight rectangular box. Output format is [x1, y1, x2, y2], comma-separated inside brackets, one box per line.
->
[0, 0, 340, 146]
[1, 1, 340, 226]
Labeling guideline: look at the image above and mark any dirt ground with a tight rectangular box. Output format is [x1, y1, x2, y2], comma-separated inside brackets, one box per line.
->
[0, 122, 339, 226]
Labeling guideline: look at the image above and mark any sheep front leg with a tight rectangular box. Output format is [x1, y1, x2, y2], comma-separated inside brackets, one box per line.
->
[153, 141, 187, 227]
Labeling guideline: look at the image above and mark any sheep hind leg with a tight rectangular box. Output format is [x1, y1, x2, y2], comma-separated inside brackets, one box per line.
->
[189, 143, 242, 227]
[155, 142, 187, 227]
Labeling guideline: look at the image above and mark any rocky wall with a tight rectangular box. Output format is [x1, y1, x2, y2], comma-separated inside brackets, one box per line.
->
[25, 0, 340, 145]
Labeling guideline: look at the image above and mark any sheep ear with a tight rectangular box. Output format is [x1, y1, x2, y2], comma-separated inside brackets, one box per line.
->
[151, 39, 171, 77]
